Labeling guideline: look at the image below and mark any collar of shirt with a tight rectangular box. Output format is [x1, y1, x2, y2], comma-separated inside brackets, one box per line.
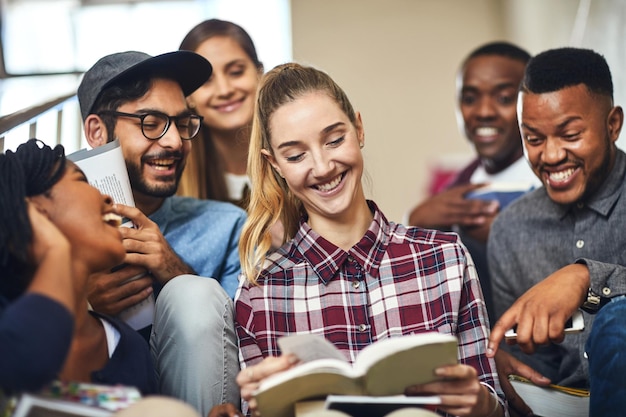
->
[291, 200, 389, 284]
[555, 149, 626, 219]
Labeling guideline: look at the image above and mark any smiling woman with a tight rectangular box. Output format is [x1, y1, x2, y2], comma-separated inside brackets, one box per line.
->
[178, 19, 264, 206]
[234, 63, 506, 417]
[0, 139, 157, 396]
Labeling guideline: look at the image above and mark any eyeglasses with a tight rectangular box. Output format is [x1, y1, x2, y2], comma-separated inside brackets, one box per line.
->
[98, 110, 203, 140]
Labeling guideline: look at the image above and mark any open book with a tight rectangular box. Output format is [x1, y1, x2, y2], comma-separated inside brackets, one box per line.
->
[509, 375, 590, 417]
[253, 333, 458, 417]
[67, 140, 135, 226]
[465, 181, 536, 210]
[67, 140, 154, 330]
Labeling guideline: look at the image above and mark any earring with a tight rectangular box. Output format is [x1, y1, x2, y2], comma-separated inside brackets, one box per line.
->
[359, 142, 364, 149]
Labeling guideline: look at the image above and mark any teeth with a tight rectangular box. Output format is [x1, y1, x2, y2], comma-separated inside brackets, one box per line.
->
[549, 168, 575, 182]
[150, 159, 174, 166]
[475, 127, 498, 137]
[103, 213, 122, 227]
[149, 159, 175, 171]
[316, 175, 342, 192]
[218, 103, 238, 112]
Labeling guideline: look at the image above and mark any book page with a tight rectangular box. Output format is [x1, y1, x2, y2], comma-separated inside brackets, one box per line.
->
[278, 334, 347, 363]
[255, 362, 361, 417]
[257, 359, 356, 392]
[356, 333, 458, 396]
[67, 140, 135, 227]
[113, 270, 154, 330]
[325, 394, 441, 406]
[509, 375, 589, 417]
[354, 333, 456, 372]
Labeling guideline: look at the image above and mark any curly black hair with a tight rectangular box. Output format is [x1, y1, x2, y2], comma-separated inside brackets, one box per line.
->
[0, 139, 66, 301]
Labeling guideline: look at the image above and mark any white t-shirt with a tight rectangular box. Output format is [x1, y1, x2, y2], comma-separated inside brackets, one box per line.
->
[470, 156, 542, 187]
[467, 157, 542, 209]
[99, 317, 121, 359]
[224, 172, 251, 201]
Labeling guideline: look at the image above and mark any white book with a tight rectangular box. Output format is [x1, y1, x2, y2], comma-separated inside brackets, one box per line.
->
[295, 396, 441, 417]
[67, 140, 135, 227]
[509, 375, 589, 417]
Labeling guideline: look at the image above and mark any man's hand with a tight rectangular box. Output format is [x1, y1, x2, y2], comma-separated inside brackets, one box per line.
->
[207, 403, 243, 417]
[408, 183, 499, 229]
[114, 204, 195, 283]
[87, 265, 153, 316]
[460, 219, 495, 244]
[494, 350, 550, 417]
[488, 263, 589, 355]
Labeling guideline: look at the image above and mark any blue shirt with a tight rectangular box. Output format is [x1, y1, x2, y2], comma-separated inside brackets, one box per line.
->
[150, 196, 246, 299]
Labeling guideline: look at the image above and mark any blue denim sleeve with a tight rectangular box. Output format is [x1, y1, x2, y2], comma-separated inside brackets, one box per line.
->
[218, 210, 246, 299]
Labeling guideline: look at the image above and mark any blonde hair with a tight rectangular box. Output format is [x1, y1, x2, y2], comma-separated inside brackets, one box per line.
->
[239, 63, 358, 284]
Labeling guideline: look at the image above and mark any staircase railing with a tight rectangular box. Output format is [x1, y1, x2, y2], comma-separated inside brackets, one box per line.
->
[0, 75, 83, 153]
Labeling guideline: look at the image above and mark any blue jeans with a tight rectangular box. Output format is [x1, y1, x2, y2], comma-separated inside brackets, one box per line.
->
[585, 295, 626, 416]
[150, 275, 241, 416]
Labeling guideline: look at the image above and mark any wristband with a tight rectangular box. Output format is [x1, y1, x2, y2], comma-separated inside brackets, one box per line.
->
[479, 382, 500, 417]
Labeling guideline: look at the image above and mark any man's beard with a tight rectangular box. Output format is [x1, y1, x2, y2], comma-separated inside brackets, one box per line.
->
[580, 136, 614, 202]
[126, 159, 183, 198]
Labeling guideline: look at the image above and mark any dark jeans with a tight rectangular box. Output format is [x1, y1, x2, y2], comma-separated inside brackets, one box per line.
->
[585, 295, 626, 416]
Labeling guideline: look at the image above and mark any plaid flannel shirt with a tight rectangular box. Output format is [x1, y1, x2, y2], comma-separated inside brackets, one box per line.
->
[235, 201, 504, 414]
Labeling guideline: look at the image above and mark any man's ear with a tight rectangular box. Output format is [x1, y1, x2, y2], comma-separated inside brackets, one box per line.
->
[261, 148, 283, 178]
[84, 114, 109, 148]
[608, 105, 624, 143]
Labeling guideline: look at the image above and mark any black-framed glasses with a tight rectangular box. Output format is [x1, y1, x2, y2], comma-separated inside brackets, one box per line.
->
[98, 110, 203, 140]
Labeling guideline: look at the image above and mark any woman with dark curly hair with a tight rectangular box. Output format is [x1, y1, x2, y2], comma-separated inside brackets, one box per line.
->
[0, 139, 156, 396]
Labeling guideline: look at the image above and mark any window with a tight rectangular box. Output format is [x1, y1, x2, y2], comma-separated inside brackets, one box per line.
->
[2, 0, 291, 74]
[0, 0, 291, 152]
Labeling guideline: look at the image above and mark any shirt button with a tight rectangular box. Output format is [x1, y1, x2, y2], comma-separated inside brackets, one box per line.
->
[347, 255, 355, 263]
[352, 281, 360, 289]
[576, 240, 584, 249]
[576, 202, 584, 209]
[603, 287, 612, 296]
[358, 324, 367, 332]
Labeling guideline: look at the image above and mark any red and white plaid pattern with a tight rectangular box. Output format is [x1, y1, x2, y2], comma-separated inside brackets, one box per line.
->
[235, 201, 503, 410]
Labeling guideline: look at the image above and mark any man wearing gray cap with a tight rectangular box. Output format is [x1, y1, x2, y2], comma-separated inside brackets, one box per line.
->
[77, 50, 244, 416]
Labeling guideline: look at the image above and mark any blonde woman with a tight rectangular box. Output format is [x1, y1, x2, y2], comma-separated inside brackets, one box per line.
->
[234, 64, 506, 417]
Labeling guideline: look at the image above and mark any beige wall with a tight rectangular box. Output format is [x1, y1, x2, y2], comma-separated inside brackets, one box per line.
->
[289, 0, 579, 222]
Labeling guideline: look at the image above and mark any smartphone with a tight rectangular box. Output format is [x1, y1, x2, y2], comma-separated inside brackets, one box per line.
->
[504, 309, 584, 340]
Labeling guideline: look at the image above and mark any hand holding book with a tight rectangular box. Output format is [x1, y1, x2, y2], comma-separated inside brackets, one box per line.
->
[68, 141, 155, 330]
[250, 333, 458, 417]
